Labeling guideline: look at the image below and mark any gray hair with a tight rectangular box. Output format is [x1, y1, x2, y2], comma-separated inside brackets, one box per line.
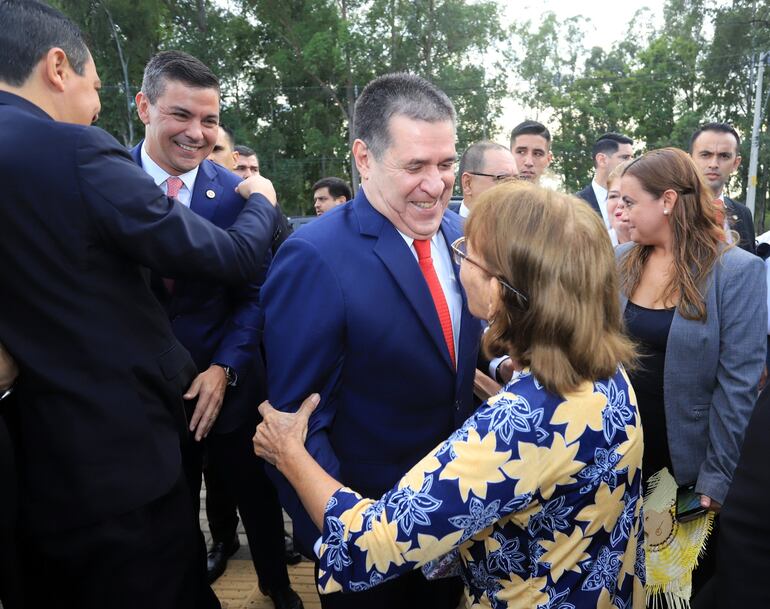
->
[141, 50, 219, 104]
[353, 72, 456, 159]
[459, 140, 510, 178]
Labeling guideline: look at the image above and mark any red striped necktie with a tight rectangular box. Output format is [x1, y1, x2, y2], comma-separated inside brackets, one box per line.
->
[414, 239, 456, 368]
[163, 177, 184, 294]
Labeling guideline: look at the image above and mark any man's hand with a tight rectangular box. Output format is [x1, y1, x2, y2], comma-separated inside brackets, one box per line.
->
[473, 369, 501, 403]
[184, 365, 228, 441]
[253, 394, 319, 470]
[236, 173, 277, 206]
[700, 495, 722, 513]
[0, 341, 18, 392]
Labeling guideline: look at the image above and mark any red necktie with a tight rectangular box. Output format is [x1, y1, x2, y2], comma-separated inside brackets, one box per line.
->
[163, 177, 184, 294]
[414, 239, 456, 368]
[166, 176, 183, 200]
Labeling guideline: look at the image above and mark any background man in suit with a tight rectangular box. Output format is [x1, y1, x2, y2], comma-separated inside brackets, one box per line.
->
[234, 145, 260, 178]
[510, 120, 552, 183]
[0, 2, 278, 607]
[311, 176, 352, 216]
[261, 73, 482, 609]
[457, 140, 518, 218]
[690, 122, 756, 254]
[209, 124, 238, 170]
[576, 132, 634, 224]
[133, 50, 301, 609]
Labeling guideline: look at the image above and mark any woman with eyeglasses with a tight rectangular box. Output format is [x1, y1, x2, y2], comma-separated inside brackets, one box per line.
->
[254, 182, 644, 608]
[617, 148, 766, 604]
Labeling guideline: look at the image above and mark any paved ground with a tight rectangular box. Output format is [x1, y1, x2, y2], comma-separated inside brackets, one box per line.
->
[200, 486, 322, 609]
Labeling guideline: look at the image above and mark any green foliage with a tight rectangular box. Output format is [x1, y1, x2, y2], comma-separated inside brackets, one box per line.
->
[55, 0, 508, 214]
[512, 0, 770, 229]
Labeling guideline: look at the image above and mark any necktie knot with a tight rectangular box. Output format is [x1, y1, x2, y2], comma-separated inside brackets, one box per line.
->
[414, 239, 432, 260]
[166, 176, 184, 199]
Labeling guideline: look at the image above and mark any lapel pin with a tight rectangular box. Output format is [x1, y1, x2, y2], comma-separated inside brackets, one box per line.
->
[206, 189, 216, 199]
[731, 215, 738, 221]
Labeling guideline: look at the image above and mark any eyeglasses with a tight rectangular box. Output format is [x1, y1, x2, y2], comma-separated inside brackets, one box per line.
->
[450, 237, 529, 306]
[468, 171, 518, 183]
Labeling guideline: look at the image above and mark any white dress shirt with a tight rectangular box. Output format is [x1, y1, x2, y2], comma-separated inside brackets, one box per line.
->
[397, 229, 462, 359]
[591, 180, 610, 229]
[459, 201, 470, 218]
[140, 143, 198, 208]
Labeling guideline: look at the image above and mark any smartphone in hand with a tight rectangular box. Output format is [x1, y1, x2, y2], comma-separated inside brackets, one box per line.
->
[675, 483, 707, 522]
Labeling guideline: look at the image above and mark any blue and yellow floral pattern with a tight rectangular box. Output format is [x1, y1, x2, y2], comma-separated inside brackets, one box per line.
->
[317, 368, 645, 608]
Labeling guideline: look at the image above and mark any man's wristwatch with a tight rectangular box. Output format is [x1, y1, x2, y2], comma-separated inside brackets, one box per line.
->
[214, 364, 237, 387]
[0, 385, 14, 401]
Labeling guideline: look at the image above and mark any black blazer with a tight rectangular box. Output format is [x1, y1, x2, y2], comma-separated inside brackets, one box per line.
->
[724, 196, 756, 254]
[0, 91, 277, 533]
[716, 384, 770, 606]
[575, 183, 603, 217]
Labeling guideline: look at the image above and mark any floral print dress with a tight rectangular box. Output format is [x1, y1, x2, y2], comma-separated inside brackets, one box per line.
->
[316, 368, 646, 608]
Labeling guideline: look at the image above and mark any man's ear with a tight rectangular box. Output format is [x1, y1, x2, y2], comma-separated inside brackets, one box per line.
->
[42, 47, 69, 93]
[135, 91, 151, 126]
[732, 154, 742, 173]
[461, 172, 473, 195]
[546, 150, 553, 168]
[352, 139, 371, 179]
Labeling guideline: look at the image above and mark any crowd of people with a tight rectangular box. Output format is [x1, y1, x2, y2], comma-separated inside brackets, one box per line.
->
[1, 1, 768, 609]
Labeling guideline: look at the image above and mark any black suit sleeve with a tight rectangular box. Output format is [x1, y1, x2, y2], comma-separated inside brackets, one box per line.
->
[76, 127, 278, 285]
[731, 201, 756, 255]
[716, 384, 770, 606]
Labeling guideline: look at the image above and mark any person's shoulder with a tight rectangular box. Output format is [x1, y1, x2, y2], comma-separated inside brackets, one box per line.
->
[720, 243, 763, 273]
[441, 206, 464, 236]
[615, 241, 635, 260]
[203, 159, 242, 190]
[575, 183, 592, 199]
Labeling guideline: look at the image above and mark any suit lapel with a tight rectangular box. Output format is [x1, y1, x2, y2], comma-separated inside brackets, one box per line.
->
[356, 193, 456, 372]
[190, 160, 222, 222]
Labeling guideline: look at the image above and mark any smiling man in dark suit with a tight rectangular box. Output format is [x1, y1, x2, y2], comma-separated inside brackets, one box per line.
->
[132, 50, 301, 609]
[690, 122, 756, 254]
[262, 73, 482, 609]
[0, 2, 279, 607]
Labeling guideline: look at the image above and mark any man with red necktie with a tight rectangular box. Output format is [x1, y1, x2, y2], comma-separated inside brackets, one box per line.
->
[261, 73, 482, 609]
[690, 122, 756, 254]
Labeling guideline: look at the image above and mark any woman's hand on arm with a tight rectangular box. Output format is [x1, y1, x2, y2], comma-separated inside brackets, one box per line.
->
[253, 393, 343, 531]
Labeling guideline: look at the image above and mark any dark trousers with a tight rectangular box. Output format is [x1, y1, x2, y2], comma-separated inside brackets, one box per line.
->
[0, 404, 22, 609]
[20, 474, 220, 609]
[183, 421, 290, 591]
[204, 458, 239, 544]
[317, 564, 463, 609]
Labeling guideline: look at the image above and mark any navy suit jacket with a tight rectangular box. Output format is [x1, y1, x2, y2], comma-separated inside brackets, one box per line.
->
[576, 183, 603, 217]
[0, 91, 277, 533]
[261, 189, 482, 553]
[132, 146, 269, 433]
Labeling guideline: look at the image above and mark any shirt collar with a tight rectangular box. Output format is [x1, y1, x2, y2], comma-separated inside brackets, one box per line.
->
[396, 228, 444, 250]
[140, 142, 199, 193]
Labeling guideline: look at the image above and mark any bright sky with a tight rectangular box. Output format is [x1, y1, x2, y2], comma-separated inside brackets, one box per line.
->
[491, 0, 667, 143]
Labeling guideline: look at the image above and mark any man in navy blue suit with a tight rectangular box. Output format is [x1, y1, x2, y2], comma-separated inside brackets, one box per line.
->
[131, 51, 301, 609]
[0, 2, 279, 607]
[262, 73, 482, 609]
